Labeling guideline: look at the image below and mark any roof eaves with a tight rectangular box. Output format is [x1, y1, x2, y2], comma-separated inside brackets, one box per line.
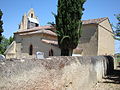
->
[98, 17, 108, 24]
[82, 23, 98, 25]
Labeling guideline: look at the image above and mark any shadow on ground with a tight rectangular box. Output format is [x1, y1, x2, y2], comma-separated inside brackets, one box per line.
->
[103, 68, 120, 84]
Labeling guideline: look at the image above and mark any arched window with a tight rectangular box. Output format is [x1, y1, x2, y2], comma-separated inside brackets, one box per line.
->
[31, 13, 33, 18]
[49, 49, 54, 56]
[29, 45, 33, 55]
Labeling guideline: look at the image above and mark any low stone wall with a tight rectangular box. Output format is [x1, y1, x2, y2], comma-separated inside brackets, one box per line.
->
[0, 56, 114, 90]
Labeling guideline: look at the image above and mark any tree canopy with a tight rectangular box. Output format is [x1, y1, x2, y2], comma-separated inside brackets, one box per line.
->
[55, 0, 86, 56]
[114, 14, 120, 40]
[0, 36, 14, 54]
[0, 9, 3, 43]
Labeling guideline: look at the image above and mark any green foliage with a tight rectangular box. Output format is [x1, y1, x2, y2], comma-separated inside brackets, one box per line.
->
[55, 0, 86, 55]
[114, 14, 120, 40]
[0, 36, 14, 54]
[9, 36, 14, 44]
[47, 22, 55, 27]
[0, 9, 3, 43]
[115, 55, 120, 64]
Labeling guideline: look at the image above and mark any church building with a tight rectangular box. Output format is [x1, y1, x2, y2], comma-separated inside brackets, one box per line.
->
[4, 9, 115, 59]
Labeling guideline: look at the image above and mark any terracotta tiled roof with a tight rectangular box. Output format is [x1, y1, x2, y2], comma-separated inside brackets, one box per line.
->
[41, 39, 58, 46]
[73, 47, 83, 54]
[15, 25, 55, 34]
[82, 17, 108, 25]
[15, 17, 108, 36]
[19, 29, 57, 36]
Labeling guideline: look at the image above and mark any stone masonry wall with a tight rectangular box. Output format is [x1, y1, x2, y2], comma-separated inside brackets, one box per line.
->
[0, 56, 114, 90]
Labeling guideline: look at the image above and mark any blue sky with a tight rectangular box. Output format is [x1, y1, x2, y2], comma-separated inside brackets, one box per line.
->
[0, 0, 120, 53]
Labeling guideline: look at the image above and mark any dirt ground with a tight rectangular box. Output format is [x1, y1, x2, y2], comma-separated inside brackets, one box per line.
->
[92, 67, 120, 90]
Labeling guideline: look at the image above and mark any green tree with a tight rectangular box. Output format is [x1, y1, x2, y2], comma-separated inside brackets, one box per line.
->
[0, 9, 3, 43]
[114, 14, 120, 40]
[55, 0, 86, 56]
[0, 36, 14, 54]
[9, 36, 14, 44]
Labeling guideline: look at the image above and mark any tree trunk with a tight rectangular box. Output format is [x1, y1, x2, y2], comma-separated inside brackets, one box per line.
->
[69, 49, 73, 56]
[61, 48, 73, 56]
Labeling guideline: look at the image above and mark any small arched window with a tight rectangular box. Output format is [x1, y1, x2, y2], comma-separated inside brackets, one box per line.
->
[29, 45, 33, 55]
[31, 13, 33, 18]
[49, 49, 54, 56]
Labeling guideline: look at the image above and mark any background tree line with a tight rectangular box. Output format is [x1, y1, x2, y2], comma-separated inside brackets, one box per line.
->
[0, 9, 13, 55]
[114, 14, 120, 40]
[0, 36, 13, 54]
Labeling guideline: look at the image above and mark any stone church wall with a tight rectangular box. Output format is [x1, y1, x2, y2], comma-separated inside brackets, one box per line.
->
[17, 34, 60, 59]
[98, 19, 114, 55]
[78, 24, 98, 56]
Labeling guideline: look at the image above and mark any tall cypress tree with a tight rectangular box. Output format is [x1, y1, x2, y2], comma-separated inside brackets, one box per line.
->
[0, 9, 3, 43]
[114, 14, 120, 40]
[55, 0, 86, 56]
